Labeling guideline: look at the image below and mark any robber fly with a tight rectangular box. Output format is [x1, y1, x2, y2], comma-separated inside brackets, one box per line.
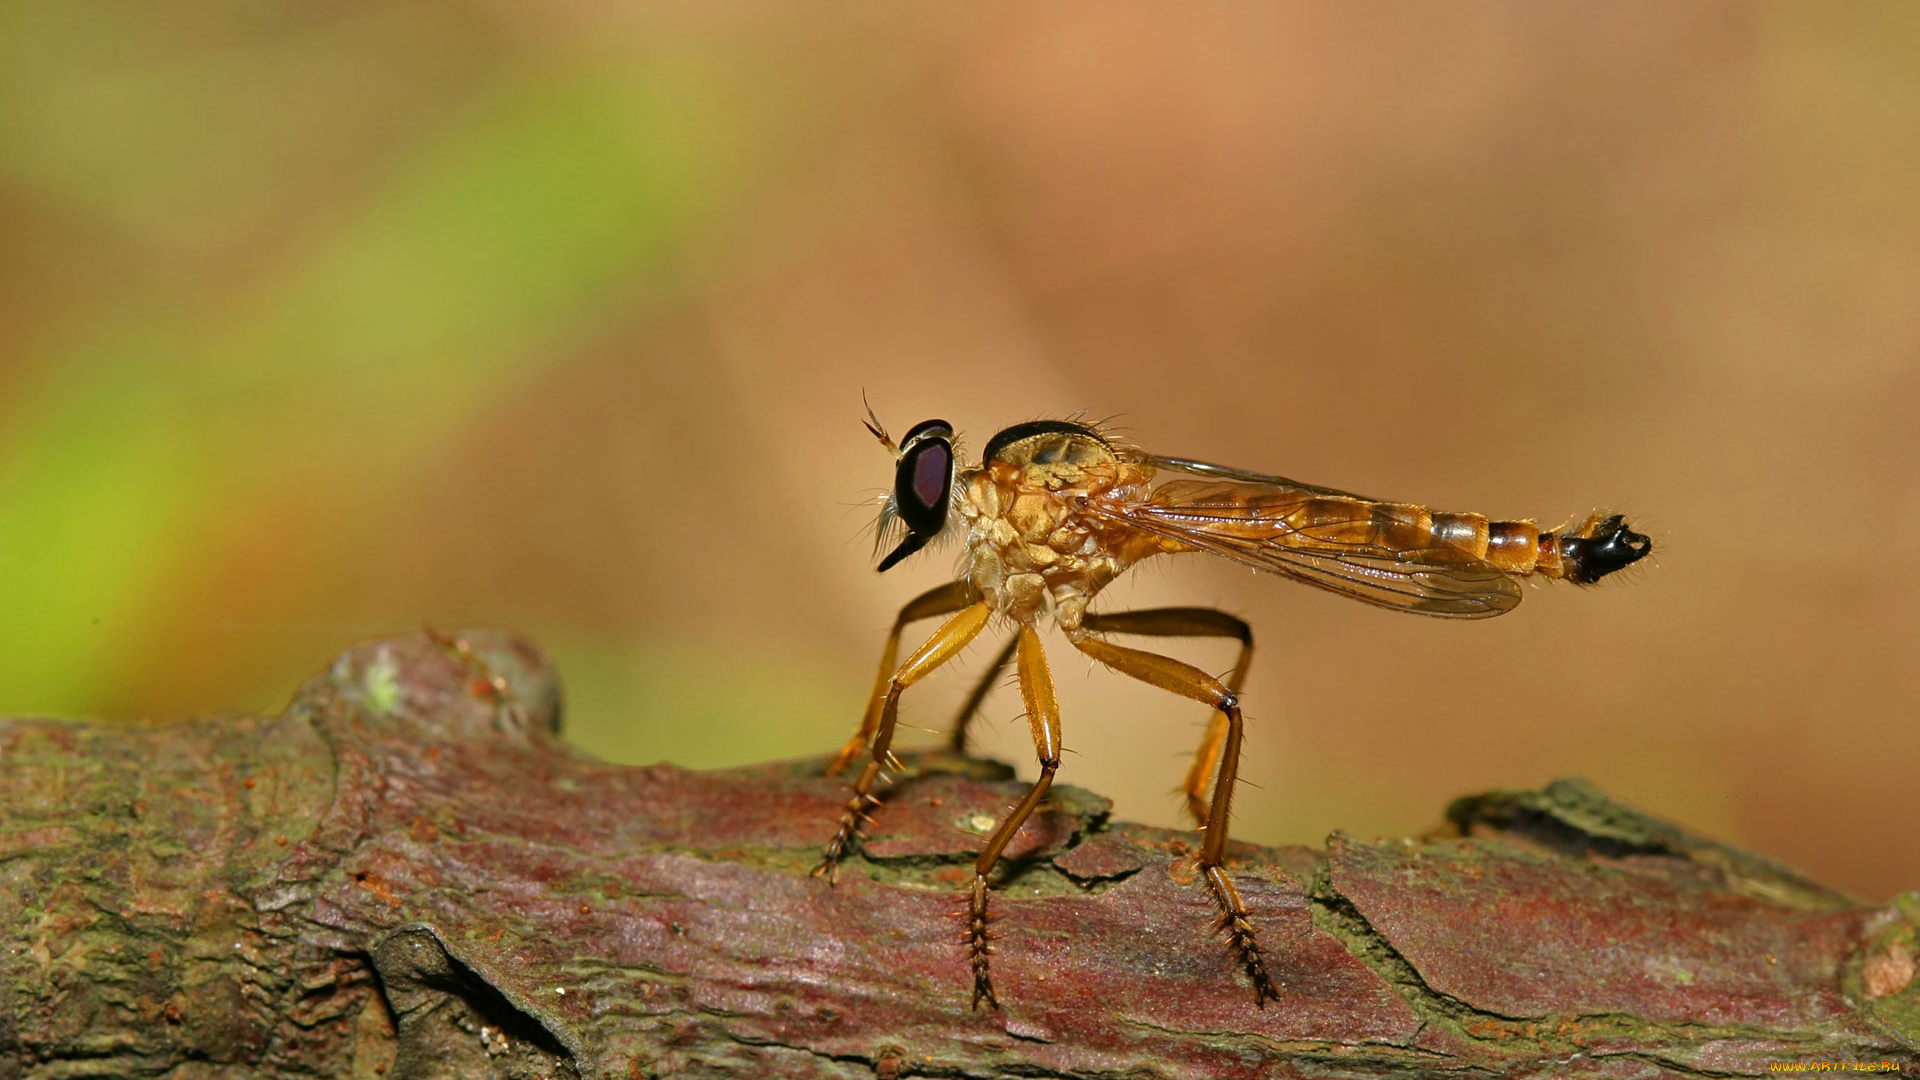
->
[814, 410, 1651, 1010]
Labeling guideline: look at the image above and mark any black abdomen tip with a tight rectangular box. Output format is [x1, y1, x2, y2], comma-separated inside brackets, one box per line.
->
[1560, 514, 1652, 584]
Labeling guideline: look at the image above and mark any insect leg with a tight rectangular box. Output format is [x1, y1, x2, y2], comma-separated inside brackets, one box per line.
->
[1068, 635, 1279, 1005]
[966, 624, 1060, 1011]
[829, 580, 982, 776]
[1079, 608, 1253, 825]
[945, 632, 1019, 756]
[815, 600, 992, 883]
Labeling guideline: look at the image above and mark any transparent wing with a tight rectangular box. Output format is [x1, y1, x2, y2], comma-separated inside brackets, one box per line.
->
[1081, 474, 1523, 619]
[1144, 453, 1382, 501]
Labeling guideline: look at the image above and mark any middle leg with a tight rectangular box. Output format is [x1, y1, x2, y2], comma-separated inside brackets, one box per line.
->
[964, 623, 1061, 1010]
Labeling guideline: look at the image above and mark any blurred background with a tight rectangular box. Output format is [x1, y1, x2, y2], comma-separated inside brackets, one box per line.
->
[2, 2, 1916, 901]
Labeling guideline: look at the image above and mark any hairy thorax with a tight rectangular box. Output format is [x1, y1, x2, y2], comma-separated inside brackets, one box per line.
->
[957, 435, 1162, 634]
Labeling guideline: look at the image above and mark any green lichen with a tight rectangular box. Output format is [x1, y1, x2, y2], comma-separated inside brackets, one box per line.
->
[1855, 894, 1920, 1048]
[362, 655, 402, 716]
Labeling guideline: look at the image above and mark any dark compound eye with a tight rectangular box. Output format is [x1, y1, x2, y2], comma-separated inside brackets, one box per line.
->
[877, 422, 955, 572]
[892, 437, 952, 538]
[902, 418, 953, 446]
[909, 442, 950, 515]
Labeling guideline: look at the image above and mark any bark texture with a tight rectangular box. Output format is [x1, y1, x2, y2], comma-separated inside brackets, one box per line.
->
[1, 630, 1915, 1079]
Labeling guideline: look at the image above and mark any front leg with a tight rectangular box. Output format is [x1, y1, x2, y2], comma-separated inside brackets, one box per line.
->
[813, 601, 991, 882]
[829, 580, 981, 776]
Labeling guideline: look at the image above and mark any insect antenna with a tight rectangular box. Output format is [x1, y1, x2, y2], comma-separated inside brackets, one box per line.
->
[860, 391, 896, 452]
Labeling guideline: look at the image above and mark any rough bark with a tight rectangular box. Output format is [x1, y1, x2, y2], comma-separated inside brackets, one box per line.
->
[1, 630, 1915, 1080]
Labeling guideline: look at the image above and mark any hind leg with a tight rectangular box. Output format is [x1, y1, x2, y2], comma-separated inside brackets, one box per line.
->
[1070, 628, 1278, 1005]
[1080, 607, 1253, 826]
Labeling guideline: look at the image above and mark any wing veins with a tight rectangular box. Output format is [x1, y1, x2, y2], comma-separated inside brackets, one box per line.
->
[1080, 483, 1522, 618]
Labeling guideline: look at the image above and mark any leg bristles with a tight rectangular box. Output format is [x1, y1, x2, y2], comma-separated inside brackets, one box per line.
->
[965, 876, 1000, 1011]
[1202, 864, 1279, 1006]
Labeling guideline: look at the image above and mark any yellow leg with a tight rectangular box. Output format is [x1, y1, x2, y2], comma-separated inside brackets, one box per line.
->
[1071, 633, 1278, 1005]
[965, 624, 1061, 1010]
[814, 600, 992, 882]
[1081, 607, 1253, 825]
[828, 581, 980, 776]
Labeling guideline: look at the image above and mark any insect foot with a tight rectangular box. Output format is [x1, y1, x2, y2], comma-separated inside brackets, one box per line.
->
[1204, 864, 1279, 1006]
[966, 876, 999, 1010]
[812, 790, 883, 884]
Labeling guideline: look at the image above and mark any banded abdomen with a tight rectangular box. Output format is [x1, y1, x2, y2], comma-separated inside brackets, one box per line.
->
[1088, 479, 1652, 618]
[1269, 497, 1652, 584]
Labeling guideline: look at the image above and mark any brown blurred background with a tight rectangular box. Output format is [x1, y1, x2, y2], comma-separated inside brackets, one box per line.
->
[2, 3, 1915, 900]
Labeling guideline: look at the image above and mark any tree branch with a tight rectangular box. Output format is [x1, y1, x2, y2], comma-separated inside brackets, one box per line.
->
[2, 630, 1915, 1078]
